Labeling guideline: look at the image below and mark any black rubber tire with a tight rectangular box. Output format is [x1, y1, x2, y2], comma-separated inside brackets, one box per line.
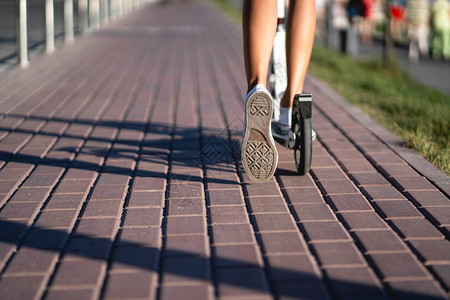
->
[293, 110, 312, 175]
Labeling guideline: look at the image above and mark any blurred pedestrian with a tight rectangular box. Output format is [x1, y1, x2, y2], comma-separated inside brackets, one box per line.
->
[431, 0, 450, 60]
[333, 0, 350, 52]
[360, 0, 374, 44]
[406, 0, 430, 61]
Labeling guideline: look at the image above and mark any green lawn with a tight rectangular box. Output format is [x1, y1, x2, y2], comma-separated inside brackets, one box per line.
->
[209, 0, 450, 175]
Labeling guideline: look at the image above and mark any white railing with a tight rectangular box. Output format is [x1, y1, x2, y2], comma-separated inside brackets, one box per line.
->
[15, 0, 148, 67]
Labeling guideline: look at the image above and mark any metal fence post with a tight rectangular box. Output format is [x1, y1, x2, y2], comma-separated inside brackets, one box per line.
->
[110, 0, 116, 20]
[45, 0, 55, 53]
[17, 0, 28, 67]
[64, 0, 74, 42]
[101, 0, 109, 24]
[78, 0, 88, 32]
[90, 0, 100, 29]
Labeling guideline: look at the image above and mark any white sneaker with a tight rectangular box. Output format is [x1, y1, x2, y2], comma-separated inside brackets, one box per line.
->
[241, 84, 278, 182]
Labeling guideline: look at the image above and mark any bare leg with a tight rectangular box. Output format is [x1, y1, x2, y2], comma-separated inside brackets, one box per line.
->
[243, 0, 277, 93]
[280, 0, 316, 107]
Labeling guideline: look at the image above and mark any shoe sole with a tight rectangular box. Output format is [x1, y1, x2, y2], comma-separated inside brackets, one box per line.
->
[242, 91, 278, 182]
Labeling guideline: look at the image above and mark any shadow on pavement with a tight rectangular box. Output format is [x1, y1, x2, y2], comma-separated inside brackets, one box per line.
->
[1, 220, 443, 299]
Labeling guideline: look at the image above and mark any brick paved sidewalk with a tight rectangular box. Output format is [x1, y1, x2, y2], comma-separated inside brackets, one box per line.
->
[0, 1, 449, 299]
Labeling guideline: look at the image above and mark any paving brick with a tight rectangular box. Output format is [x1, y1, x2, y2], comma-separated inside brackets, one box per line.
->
[378, 163, 420, 178]
[54, 179, 93, 194]
[0, 275, 47, 300]
[22, 228, 68, 250]
[0, 202, 41, 220]
[123, 208, 162, 227]
[52, 259, 106, 286]
[301, 221, 351, 242]
[169, 182, 204, 199]
[0, 241, 15, 269]
[45, 288, 97, 300]
[9, 187, 52, 203]
[318, 180, 358, 195]
[83, 200, 123, 218]
[291, 203, 336, 221]
[325, 268, 385, 298]
[247, 196, 289, 213]
[111, 246, 160, 273]
[214, 244, 262, 268]
[340, 212, 389, 230]
[166, 216, 206, 235]
[313, 242, 366, 267]
[21, 174, 60, 187]
[207, 189, 244, 206]
[369, 253, 429, 280]
[35, 209, 78, 228]
[373, 200, 422, 219]
[216, 267, 270, 298]
[312, 167, 348, 180]
[430, 265, 450, 289]
[167, 197, 205, 216]
[212, 223, 255, 244]
[244, 181, 281, 196]
[266, 254, 318, 281]
[310, 155, 338, 168]
[0, 180, 19, 194]
[278, 174, 316, 188]
[75, 218, 118, 238]
[132, 177, 166, 191]
[274, 279, 328, 300]
[332, 148, 366, 160]
[387, 280, 447, 300]
[64, 169, 98, 180]
[160, 284, 214, 300]
[252, 213, 297, 232]
[119, 227, 161, 248]
[340, 159, 377, 173]
[127, 191, 164, 208]
[103, 271, 157, 299]
[65, 237, 112, 261]
[405, 190, 450, 207]
[283, 187, 324, 204]
[4, 247, 58, 275]
[162, 256, 210, 285]
[209, 205, 249, 224]
[206, 177, 241, 190]
[392, 176, 436, 191]
[165, 235, 208, 258]
[89, 184, 128, 200]
[367, 153, 405, 165]
[422, 206, 450, 226]
[409, 239, 450, 263]
[327, 193, 373, 212]
[0, 168, 29, 181]
[389, 218, 444, 239]
[258, 231, 306, 254]
[96, 173, 130, 185]
[45, 193, 86, 210]
[349, 172, 390, 186]
[354, 230, 408, 253]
